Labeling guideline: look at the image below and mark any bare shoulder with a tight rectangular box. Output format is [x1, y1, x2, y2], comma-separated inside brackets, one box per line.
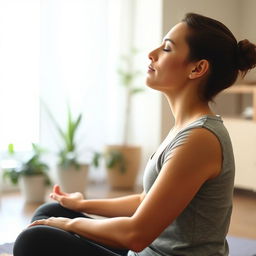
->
[168, 127, 222, 179]
[189, 127, 221, 149]
[185, 127, 222, 154]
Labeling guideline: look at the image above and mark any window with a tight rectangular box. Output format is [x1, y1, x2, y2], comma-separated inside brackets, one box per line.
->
[0, 0, 40, 152]
[0, 0, 110, 153]
[0, 0, 140, 169]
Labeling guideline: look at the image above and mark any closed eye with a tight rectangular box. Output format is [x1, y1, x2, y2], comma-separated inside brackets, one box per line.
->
[162, 41, 172, 52]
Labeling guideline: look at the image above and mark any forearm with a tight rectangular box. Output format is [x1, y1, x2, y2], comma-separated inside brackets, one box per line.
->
[68, 217, 139, 250]
[80, 193, 144, 217]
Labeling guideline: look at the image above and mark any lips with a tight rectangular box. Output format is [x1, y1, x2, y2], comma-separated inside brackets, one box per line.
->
[148, 65, 155, 72]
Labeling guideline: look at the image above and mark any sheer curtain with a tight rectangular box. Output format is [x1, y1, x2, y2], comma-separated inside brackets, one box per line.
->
[0, 0, 130, 186]
[0, 0, 40, 152]
[0, 0, 163, 187]
[39, 0, 131, 181]
[40, 0, 110, 153]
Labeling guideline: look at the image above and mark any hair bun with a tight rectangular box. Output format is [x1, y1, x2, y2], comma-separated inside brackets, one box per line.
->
[237, 39, 256, 72]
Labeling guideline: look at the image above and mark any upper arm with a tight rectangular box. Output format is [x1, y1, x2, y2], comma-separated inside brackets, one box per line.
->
[131, 128, 222, 248]
[139, 191, 146, 203]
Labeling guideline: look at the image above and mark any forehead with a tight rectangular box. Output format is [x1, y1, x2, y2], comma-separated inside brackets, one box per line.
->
[164, 22, 189, 46]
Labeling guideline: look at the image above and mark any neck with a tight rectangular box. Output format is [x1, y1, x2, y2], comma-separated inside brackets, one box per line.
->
[164, 85, 214, 130]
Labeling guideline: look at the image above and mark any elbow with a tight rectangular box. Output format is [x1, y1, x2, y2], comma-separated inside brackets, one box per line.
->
[126, 232, 150, 252]
[129, 243, 146, 253]
[122, 217, 154, 252]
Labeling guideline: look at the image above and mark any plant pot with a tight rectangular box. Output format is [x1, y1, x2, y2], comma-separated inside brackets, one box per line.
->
[19, 175, 47, 203]
[57, 164, 89, 195]
[105, 145, 141, 189]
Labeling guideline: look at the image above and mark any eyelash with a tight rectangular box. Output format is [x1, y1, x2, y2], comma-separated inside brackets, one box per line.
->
[162, 43, 171, 52]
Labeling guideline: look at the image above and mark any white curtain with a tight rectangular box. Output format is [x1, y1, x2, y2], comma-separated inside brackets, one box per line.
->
[39, 0, 136, 181]
[40, 0, 110, 155]
[0, 0, 40, 152]
[0, 0, 164, 186]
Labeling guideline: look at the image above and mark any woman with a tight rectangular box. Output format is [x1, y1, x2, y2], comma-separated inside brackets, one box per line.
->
[14, 13, 256, 256]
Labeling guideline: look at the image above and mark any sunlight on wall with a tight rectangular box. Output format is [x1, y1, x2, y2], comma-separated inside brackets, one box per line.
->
[0, 0, 40, 151]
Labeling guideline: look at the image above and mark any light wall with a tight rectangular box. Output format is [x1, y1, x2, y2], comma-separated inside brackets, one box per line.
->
[159, 0, 254, 138]
[239, 0, 256, 81]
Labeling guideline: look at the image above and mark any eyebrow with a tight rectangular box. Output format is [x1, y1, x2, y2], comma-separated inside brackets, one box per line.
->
[164, 38, 176, 46]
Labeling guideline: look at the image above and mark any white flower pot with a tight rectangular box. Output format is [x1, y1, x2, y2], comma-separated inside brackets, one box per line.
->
[19, 175, 47, 203]
[57, 164, 89, 195]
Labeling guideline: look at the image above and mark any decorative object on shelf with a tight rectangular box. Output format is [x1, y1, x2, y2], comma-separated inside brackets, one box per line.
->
[43, 103, 89, 195]
[223, 84, 256, 120]
[242, 106, 253, 119]
[93, 49, 143, 189]
[2, 143, 50, 203]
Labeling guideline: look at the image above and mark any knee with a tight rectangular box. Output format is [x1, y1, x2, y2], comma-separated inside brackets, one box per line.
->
[14, 226, 53, 256]
[31, 202, 63, 222]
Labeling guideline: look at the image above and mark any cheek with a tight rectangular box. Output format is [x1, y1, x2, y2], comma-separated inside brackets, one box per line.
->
[166, 57, 187, 71]
[146, 56, 189, 89]
[162, 59, 187, 82]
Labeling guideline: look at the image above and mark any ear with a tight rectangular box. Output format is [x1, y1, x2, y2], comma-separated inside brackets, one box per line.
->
[188, 59, 209, 79]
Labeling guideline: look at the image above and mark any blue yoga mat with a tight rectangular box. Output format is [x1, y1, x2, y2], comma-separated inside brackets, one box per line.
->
[227, 236, 256, 256]
[0, 242, 13, 254]
[1, 236, 256, 255]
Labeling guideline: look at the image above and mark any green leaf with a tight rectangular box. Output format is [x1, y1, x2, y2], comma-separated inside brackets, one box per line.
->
[41, 100, 82, 166]
[105, 151, 126, 173]
[3, 168, 20, 185]
[2, 142, 50, 184]
[130, 87, 144, 95]
[8, 143, 15, 155]
[92, 152, 102, 167]
[66, 104, 73, 151]
[65, 104, 82, 153]
[73, 114, 82, 138]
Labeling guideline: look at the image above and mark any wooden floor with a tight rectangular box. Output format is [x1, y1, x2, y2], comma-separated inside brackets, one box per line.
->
[0, 183, 256, 244]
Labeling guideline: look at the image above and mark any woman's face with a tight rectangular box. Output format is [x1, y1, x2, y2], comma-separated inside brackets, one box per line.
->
[146, 22, 193, 92]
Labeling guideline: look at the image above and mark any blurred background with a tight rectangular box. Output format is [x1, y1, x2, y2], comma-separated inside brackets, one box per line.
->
[0, 0, 256, 247]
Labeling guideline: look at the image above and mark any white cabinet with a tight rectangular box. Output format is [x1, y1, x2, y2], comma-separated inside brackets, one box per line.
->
[224, 118, 256, 191]
[221, 85, 256, 191]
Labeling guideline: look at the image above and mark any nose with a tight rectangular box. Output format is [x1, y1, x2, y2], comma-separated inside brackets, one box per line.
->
[148, 47, 159, 62]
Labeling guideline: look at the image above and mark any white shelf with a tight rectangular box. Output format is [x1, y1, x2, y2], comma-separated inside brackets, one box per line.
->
[221, 85, 256, 191]
[223, 118, 256, 191]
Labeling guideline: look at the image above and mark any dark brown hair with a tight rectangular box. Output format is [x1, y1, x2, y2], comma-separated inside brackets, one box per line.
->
[183, 13, 256, 101]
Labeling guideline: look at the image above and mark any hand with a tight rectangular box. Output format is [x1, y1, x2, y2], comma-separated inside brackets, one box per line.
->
[29, 217, 72, 231]
[50, 184, 84, 212]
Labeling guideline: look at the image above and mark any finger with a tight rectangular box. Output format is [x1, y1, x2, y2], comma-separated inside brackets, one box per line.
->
[49, 192, 61, 201]
[28, 219, 45, 227]
[53, 184, 60, 194]
[54, 184, 68, 196]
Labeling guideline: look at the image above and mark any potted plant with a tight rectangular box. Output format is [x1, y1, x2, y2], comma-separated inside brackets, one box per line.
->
[44, 103, 89, 195]
[93, 49, 143, 189]
[3, 143, 50, 203]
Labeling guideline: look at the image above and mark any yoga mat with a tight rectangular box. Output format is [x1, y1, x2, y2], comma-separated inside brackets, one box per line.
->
[227, 236, 256, 256]
[1, 236, 256, 255]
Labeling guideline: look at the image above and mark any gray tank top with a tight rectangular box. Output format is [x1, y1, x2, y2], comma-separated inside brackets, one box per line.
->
[128, 115, 235, 256]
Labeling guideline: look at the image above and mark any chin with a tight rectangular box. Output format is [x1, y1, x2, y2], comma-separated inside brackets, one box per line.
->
[146, 77, 156, 88]
[146, 79, 161, 91]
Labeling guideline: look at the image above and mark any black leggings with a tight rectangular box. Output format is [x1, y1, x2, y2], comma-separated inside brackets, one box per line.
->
[13, 202, 129, 256]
